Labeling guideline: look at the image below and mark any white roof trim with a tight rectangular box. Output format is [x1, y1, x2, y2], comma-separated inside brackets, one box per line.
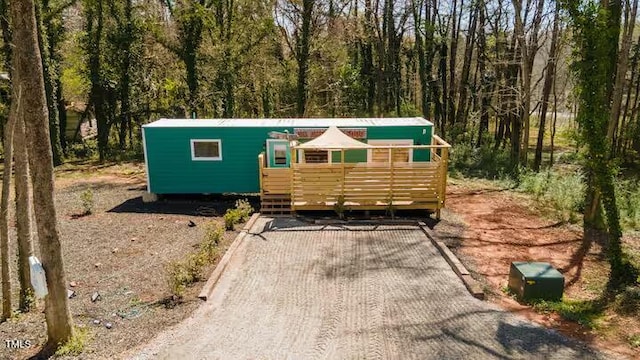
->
[142, 117, 433, 128]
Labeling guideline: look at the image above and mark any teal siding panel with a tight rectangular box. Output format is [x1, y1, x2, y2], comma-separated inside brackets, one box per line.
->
[330, 150, 367, 163]
[144, 123, 433, 194]
[367, 125, 433, 161]
[145, 127, 290, 194]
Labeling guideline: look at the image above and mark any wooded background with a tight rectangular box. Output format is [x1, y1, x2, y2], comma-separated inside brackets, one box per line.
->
[0, 0, 637, 168]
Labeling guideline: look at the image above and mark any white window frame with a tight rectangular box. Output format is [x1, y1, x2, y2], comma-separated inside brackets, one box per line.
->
[273, 143, 289, 165]
[367, 139, 413, 163]
[191, 139, 222, 161]
[266, 139, 289, 166]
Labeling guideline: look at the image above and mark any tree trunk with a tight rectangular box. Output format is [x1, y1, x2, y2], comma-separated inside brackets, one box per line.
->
[10, 0, 74, 348]
[412, 0, 427, 118]
[362, 0, 375, 115]
[455, 2, 478, 127]
[0, 0, 11, 72]
[0, 86, 18, 322]
[533, 6, 560, 171]
[438, 39, 448, 135]
[447, 0, 460, 127]
[607, 0, 637, 154]
[296, 0, 314, 117]
[86, 0, 108, 161]
[550, 72, 558, 167]
[563, 0, 631, 287]
[37, 0, 64, 166]
[477, 3, 490, 147]
[117, 0, 134, 149]
[14, 111, 33, 312]
[56, 80, 67, 153]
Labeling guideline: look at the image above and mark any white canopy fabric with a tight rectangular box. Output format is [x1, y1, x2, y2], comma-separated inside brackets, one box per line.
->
[293, 126, 372, 150]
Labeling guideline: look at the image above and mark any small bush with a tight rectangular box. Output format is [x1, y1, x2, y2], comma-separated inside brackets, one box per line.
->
[224, 209, 241, 230]
[224, 199, 254, 230]
[80, 189, 94, 215]
[166, 261, 195, 297]
[201, 222, 224, 259]
[166, 223, 225, 297]
[449, 143, 513, 180]
[67, 139, 98, 160]
[55, 326, 91, 356]
[234, 199, 254, 221]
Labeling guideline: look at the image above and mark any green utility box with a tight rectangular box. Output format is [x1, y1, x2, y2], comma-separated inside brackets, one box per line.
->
[508, 262, 565, 301]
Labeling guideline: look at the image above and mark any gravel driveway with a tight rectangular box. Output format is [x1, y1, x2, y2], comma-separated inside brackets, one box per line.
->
[132, 217, 607, 360]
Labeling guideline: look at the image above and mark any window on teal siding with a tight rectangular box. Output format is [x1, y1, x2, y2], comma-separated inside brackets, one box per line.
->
[191, 139, 222, 161]
[274, 144, 287, 165]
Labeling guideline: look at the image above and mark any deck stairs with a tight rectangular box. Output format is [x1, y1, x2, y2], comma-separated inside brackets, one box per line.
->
[260, 194, 292, 215]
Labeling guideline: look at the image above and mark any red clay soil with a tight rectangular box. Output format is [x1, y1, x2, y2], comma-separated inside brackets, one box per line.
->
[444, 184, 639, 359]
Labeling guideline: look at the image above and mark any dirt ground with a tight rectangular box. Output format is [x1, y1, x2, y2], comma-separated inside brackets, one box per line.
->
[437, 179, 640, 359]
[0, 163, 250, 359]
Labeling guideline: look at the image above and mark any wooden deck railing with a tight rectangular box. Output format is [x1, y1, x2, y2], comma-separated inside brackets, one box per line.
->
[259, 153, 292, 195]
[258, 136, 451, 216]
[291, 161, 443, 209]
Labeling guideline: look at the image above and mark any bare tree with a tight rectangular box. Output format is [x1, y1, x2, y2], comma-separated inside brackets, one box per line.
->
[10, 0, 74, 349]
[14, 113, 34, 312]
[0, 86, 18, 321]
[533, 3, 561, 171]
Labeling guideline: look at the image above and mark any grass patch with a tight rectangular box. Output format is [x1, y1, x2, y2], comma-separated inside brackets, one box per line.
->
[55, 326, 91, 356]
[516, 169, 640, 231]
[518, 170, 584, 223]
[628, 334, 640, 348]
[616, 179, 640, 231]
[531, 298, 605, 329]
[612, 286, 640, 316]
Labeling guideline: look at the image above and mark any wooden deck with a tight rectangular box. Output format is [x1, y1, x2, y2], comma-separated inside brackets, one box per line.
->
[259, 136, 450, 217]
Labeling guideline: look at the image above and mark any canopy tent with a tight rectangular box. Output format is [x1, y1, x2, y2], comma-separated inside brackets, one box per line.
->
[293, 126, 372, 150]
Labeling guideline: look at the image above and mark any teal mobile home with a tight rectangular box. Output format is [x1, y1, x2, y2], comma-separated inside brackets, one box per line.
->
[142, 117, 436, 195]
[142, 118, 448, 217]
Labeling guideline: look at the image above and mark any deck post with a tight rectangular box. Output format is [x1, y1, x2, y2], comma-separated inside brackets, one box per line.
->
[440, 146, 449, 210]
[290, 147, 296, 212]
[389, 148, 395, 205]
[258, 153, 264, 200]
[340, 149, 345, 198]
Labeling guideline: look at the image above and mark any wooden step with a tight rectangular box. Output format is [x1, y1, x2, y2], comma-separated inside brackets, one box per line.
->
[261, 194, 292, 215]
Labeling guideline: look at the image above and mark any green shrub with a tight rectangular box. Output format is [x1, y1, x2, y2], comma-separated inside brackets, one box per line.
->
[55, 326, 91, 356]
[223, 209, 241, 230]
[80, 189, 94, 215]
[201, 222, 224, 260]
[166, 223, 226, 297]
[68, 139, 98, 160]
[234, 198, 254, 221]
[166, 261, 194, 297]
[449, 143, 513, 180]
[224, 199, 254, 230]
